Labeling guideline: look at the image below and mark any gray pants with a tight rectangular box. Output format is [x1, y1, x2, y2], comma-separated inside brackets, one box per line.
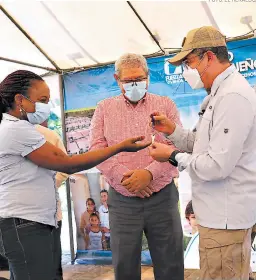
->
[108, 182, 184, 280]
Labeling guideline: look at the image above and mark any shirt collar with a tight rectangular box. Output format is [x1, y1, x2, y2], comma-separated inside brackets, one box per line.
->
[2, 113, 20, 122]
[210, 64, 236, 97]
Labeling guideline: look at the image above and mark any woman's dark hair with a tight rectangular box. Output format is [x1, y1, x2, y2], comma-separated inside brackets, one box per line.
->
[86, 198, 96, 212]
[0, 70, 44, 123]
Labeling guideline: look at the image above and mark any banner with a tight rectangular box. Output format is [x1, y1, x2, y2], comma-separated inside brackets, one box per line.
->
[63, 38, 256, 265]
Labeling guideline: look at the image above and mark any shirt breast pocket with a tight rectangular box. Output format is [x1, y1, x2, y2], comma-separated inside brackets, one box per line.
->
[194, 109, 213, 153]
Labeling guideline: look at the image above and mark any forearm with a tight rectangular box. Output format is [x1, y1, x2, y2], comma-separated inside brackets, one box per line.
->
[166, 125, 195, 153]
[69, 143, 124, 173]
[28, 142, 124, 175]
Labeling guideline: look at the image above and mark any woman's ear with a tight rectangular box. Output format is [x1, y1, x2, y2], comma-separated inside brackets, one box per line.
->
[14, 94, 23, 108]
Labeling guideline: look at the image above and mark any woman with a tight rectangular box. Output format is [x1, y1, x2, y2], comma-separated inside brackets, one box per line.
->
[80, 198, 98, 244]
[0, 70, 150, 280]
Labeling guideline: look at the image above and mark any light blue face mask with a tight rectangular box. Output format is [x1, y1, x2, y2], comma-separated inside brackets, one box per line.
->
[22, 96, 51, 125]
[27, 102, 51, 125]
[123, 81, 147, 102]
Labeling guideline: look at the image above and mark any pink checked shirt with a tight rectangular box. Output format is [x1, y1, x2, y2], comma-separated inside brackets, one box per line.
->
[89, 93, 181, 197]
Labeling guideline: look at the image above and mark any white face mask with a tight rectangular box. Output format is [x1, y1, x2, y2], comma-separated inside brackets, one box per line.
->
[182, 66, 204, 89]
[27, 102, 51, 125]
[122, 81, 147, 102]
[182, 53, 210, 90]
[22, 95, 51, 125]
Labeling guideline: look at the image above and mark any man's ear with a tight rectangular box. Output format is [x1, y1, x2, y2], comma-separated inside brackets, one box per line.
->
[206, 51, 215, 63]
[147, 75, 150, 89]
[114, 74, 118, 81]
[115, 74, 125, 93]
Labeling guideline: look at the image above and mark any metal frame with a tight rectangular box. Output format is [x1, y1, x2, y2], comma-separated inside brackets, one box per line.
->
[59, 75, 76, 264]
[0, 56, 59, 72]
[0, 3, 254, 75]
[127, 1, 165, 53]
[0, 5, 60, 72]
[201, 2, 220, 30]
[40, 2, 99, 64]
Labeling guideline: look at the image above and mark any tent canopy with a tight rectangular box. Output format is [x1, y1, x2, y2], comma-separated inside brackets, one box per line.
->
[0, 1, 255, 79]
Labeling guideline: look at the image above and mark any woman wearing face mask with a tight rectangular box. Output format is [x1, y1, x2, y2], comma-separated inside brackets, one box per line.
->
[0, 70, 150, 280]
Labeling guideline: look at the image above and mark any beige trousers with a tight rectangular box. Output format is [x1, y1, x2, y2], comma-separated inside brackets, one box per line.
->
[198, 225, 252, 280]
[252, 224, 256, 233]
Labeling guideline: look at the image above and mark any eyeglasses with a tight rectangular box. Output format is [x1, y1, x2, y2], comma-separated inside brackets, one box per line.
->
[182, 55, 200, 67]
[119, 77, 147, 84]
[182, 53, 206, 68]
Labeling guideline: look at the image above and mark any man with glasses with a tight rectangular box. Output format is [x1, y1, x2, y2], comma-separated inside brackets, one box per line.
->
[149, 26, 256, 280]
[89, 53, 183, 280]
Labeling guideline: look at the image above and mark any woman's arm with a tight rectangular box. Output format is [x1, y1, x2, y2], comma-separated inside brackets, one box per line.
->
[27, 136, 150, 174]
[80, 213, 86, 237]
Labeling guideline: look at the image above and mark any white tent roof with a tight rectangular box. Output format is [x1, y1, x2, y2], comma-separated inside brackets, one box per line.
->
[0, 0, 255, 79]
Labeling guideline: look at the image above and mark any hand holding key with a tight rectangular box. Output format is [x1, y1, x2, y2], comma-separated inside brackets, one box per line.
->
[150, 112, 176, 135]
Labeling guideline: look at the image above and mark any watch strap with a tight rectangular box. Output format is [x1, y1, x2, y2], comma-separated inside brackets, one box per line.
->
[168, 150, 181, 167]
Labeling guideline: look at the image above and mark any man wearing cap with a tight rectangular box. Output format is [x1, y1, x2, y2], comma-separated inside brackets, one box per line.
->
[149, 26, 256, 279]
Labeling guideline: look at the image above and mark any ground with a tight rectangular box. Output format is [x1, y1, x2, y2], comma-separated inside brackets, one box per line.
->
[1, 265, 255, 279]
[62, 266, 201, 280]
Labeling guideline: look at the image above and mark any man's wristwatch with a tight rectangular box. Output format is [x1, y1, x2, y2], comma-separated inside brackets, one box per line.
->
[168, 150, 181, 167]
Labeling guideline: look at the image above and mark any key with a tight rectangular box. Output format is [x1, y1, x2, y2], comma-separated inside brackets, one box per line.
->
[151, 134, 155, 144]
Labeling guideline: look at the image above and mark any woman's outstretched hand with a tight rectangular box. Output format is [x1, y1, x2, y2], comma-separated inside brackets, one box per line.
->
[119, 136, 151, 152]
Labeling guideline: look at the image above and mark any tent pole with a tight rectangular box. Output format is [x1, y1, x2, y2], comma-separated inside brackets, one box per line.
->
[227, 33, 255, 42]
[127, 1, 164, 53]
[40, 2, 99, 64]
[58, 74, 76, 264]
[0, 5, 60, 71]
[201, 2, 220, 30]
[0, 56, 59, 73]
